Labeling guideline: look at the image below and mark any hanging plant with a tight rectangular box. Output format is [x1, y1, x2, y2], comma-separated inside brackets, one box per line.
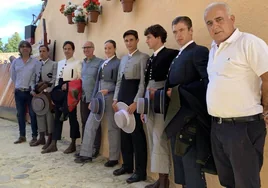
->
[83, 0, 101, 23]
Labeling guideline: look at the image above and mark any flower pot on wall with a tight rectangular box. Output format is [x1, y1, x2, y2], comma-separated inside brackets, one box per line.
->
[88, 11, 100, 23]
[120, 0, 135, 12]
[77, 22, 86, 33]
[66, 14, 74, 24]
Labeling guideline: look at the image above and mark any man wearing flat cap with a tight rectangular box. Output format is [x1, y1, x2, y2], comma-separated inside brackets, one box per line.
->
[30, 45, 57, 150]
[10, 40, 42, 145]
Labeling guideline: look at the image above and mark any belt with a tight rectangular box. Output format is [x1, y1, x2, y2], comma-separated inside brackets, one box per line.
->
[16, 88, 30, 92]
[212, 114, 263, 124]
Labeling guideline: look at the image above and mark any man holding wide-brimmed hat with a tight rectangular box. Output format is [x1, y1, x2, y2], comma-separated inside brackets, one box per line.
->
[111, 30, 149, 184]
[10, 40, 42, 144]
[30, 45, 57, 149]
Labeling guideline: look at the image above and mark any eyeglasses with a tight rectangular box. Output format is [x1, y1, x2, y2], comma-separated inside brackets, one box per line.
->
[82, 46, 94, 49]
[20, 45, 31, 48]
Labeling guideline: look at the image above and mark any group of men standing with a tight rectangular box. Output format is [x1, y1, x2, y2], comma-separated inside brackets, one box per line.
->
[9, 2, 268, 188]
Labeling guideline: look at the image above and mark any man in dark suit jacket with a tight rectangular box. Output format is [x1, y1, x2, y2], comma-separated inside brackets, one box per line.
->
[162, 16, 211, 188]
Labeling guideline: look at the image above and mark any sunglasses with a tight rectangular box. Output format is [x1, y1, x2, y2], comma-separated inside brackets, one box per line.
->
[82, 46, 94, 49]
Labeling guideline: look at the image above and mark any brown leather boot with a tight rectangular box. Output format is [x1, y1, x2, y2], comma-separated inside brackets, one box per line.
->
[145, 179, 160, 188]
[41, 140, 58, 154]
[29, 136, 37, 145]
[14, 136, 26, 144]
[30, 132, 46, 146]
[42, 134, 52, 150]
[159, 173, 169, 188]
[63, 139, 76, 154]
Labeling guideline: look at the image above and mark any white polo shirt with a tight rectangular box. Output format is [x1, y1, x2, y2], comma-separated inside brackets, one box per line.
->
[206, 29, 268, 118]
[55, 57, 82, 86]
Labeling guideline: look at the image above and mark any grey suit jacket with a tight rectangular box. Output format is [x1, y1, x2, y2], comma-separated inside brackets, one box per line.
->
[92, 56, 120, 98]
[114, 50, 149, 102]
[40, 59, 57, 92]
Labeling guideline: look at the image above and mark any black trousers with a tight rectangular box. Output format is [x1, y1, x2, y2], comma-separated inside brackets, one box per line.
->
[80, 100, 101, 150]
[211, 117, 266, 188]
[121, 113, 147, 176]
[53, 106, 80, 140]
[171, 137, 207, 188]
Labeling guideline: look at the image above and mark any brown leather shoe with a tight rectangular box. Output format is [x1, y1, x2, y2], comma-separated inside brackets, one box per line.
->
[29, 137, 37, 146]
[14, 136, 26, 144]
[41, 140, 58, 154]
[42, 134, 52, 150]
[145, 180, 160, 188]
[63, 143, 76, 154]
[30, 132, 46, 147]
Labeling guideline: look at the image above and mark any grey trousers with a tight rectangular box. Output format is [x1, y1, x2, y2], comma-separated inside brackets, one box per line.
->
[36, 110, 54, 134]
[80, 93, 121, 160]
[145, 80, 170, 173]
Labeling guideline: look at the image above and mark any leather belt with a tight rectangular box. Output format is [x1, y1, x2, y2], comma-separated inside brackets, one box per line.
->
[15, 88, 30, 92]
[212, 114, 263, 124]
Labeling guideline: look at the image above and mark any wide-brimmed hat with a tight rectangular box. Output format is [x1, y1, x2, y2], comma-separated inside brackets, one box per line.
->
[137, 90, 150, 123]
[32, 93, 49, 116]
[114, 102, 136, 133]
[154, 90, 165, 114]
[90, 91, 105, 122]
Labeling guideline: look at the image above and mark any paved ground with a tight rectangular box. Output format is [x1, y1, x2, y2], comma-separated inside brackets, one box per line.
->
[0, 118, 152, 188]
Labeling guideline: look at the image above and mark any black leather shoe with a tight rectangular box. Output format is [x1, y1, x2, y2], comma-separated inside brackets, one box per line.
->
[126, 173, 146, 184]
[113, 166, 133, 176]
[92, 148, 99, 159]
[73, 152, 80, 158]
[74, 156, 92, 163]
[104, 160, 118, 167]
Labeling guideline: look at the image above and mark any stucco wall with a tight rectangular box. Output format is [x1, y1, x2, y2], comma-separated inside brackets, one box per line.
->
[34, 0, 268, 187]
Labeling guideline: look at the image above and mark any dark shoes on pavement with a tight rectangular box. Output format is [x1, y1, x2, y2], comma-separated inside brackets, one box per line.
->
[113, 166, 133, 176]
[104, 160, 118, 167]
[29, 137, 37, 145]
[14, 136, 26, 144]
[74, 156, 92, 163]
[126, 173, 146, 184]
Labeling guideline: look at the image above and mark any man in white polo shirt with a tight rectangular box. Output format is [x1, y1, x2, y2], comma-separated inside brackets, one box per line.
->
[204, 2, 268, 188]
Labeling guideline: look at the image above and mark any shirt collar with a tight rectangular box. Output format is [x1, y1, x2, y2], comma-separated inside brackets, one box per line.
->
[84, 55, 96, 62]
[42, 58, 49, 65]
[179, 40, 194, 53]
[66, 57, 75, 62]
[154, 46, 165, 57]
[211, 28, 241, 48]
[129, 49, 138, 57]
[105, 55, 115, 62]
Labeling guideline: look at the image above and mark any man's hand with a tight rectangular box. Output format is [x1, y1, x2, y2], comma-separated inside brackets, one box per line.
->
[140, 114, 145, 124]
[128, 102, 137, 114]
[166, 88, 172, 98]
[148, 88, 157, 100]
[100, 89, 109, 96]
[88, 103, 91, 110]
[61, 83, 67, 90]
[112, 100, 118, 112]
[30, 91, 37, 97]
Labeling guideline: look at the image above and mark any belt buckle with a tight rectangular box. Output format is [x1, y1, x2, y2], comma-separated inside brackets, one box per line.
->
[217, 118, 222, 124]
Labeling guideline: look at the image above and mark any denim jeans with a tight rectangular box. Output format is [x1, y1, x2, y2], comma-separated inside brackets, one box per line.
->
[14, 89, 38, 138]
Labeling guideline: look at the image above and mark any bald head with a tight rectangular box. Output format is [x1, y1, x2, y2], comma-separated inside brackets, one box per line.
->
[204, 2, 235, 45]
[83, 41, 95, 59]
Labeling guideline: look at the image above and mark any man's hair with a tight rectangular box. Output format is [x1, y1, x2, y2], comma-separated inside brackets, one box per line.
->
[123, 30, 139, 39]
[105, 40, 117, 49]
[204, 2, 231, 19]
[63, 41, 75, 50]
[144, 24, 167, 43]
[39, 45, 50, 52]
[172, 16, 193, 30]
[9, 56, 16, 63]
[18, 40, 32, 56]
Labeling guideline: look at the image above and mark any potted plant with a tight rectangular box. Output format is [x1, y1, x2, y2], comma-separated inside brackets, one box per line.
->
[120, 0, 135, 12]
[83, 0, 101, 23]
[59, 1, 77, 24]
[73, 6, 87, 33]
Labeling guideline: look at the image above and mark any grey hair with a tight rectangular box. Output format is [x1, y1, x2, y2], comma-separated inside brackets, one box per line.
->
[204, 2, 232, 19]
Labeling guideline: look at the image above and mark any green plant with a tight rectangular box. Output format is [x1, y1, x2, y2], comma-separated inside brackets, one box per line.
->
[73, 6, 86, 23]
[83, 0, 101, 12]
[60, 1, 77, 16]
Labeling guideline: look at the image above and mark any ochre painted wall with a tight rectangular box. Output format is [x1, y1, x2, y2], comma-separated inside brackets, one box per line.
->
[35, 1, 268, 187]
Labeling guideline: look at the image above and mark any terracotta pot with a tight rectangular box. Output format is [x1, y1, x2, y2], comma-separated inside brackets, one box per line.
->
[77, 22, 86, 33]
[88, 11, 100, 23]
[121, 0, 134, 12]
[66, 14, 74, 24]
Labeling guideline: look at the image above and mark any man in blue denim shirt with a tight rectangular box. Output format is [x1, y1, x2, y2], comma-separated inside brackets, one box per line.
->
[75, 41, 103, 159]
[10, 40, 42, 144]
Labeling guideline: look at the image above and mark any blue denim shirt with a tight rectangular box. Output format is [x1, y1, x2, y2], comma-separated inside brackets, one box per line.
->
[81, 56, 103, 102]
[10, 57, 42, 91]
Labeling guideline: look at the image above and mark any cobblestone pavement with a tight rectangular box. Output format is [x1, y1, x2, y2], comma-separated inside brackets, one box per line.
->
[0, 119, 151, 188]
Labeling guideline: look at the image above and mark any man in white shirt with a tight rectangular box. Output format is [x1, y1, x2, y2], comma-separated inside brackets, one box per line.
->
[42, 41, 82, 154]
[204, 2, 268, 188]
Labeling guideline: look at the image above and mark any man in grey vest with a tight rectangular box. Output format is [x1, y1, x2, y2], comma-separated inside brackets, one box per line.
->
[75, 41, 103, 158]
[30, 45, 57, 149]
